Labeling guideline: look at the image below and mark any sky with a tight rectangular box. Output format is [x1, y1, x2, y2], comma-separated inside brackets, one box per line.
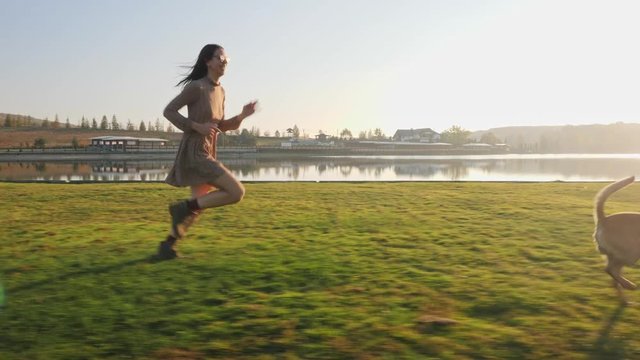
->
[1, 0, 639, 137]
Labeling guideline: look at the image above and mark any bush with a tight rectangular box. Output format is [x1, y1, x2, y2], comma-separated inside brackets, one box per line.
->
[33, 137, 46, 149]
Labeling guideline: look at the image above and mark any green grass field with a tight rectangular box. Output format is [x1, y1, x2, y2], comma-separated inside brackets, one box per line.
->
[1, 182, 640, 359]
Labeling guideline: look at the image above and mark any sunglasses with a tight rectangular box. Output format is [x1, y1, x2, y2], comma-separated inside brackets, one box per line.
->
[213, 55, 230, 63]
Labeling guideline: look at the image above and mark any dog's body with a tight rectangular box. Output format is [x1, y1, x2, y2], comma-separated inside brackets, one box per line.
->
[593, 176, 640, 301]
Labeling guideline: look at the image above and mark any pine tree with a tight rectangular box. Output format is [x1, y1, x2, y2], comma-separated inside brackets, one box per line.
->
[126, 119, 134, 131]
[100, 115, 109, 130]
[92, 118, 98, 129]
[139, 121, 146, 132]
[111, 115, 119, 130]
[65, 117, 71, 128]
[53, 114, 61, 128]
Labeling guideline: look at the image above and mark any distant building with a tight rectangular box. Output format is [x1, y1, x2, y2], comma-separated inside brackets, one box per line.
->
[90, 136, 169, 150]
[393, 128, 440, 142]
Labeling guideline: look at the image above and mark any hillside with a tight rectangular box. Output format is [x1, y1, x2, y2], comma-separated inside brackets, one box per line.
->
[472, 125, 565, 144]
[0, 128, 182, 148]
[0, 113, 47, 127]
[472, 122, 640, 152]
[1, 112, 182, 147]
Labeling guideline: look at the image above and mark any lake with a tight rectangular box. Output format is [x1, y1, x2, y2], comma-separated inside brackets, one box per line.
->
[1, 154, 640, 182]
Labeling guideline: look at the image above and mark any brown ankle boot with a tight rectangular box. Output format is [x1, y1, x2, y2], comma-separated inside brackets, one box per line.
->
[156, 239, 178, 260]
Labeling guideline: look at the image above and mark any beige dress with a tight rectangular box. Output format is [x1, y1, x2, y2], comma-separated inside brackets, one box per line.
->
[164, 77, 242, 187]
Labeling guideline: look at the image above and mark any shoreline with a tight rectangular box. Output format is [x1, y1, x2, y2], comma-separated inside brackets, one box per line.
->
[0, 146, 516, 161]
[0, 179, 612, 184]
[0, 149, 636, 162]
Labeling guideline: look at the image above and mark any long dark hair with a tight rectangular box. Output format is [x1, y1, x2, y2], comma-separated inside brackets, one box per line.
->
[177, 44, 223, 87]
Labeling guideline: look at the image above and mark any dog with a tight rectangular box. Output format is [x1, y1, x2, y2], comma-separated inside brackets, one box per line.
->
[593, 176, 640, 303]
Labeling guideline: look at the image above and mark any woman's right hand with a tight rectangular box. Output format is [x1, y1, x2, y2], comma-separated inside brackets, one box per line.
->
[191, 121, 220, 137]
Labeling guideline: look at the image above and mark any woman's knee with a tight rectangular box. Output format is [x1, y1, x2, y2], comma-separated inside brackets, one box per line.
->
[229, 182, 245, 203]
[212, 173, 245, 204]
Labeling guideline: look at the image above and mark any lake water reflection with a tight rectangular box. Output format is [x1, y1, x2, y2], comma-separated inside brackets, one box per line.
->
[1, 154, 640, 182]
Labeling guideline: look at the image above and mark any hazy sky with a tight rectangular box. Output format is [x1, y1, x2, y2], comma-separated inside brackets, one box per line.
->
[1, 0, 639, 136]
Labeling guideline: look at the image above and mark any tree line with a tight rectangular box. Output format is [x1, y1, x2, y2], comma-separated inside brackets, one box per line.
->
[76, 115, 176, 133]
[2, 113, 177, 133]
[15, 111, 639, 152]
[3, 113, 476, 144]
[0, 113, 501, 153]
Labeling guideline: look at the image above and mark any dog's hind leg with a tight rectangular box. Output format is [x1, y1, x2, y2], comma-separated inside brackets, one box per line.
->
[611, 278, 630, 305]
[605, 257, 637, 291]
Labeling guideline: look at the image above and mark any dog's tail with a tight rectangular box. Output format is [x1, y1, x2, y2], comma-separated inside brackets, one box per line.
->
[594, 176, 635, 224]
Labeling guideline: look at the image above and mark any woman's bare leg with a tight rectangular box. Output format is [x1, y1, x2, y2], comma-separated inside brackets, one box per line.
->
[169, 171, 244, 236]
[159, 174, 243, 259]
[182, 183, 214, 231]
[167, 184, 214, 238]
[196, 172, 245, 209]
[168, 172, 244, 237]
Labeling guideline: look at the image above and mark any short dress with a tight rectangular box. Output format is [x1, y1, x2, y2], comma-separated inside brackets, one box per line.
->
[164, 77, 242, 187]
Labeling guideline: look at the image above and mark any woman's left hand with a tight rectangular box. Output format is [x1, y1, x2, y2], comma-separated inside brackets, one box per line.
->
[241, 100, 259, 119]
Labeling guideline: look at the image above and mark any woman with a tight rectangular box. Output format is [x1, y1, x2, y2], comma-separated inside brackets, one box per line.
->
[158, 44, 258, 260]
